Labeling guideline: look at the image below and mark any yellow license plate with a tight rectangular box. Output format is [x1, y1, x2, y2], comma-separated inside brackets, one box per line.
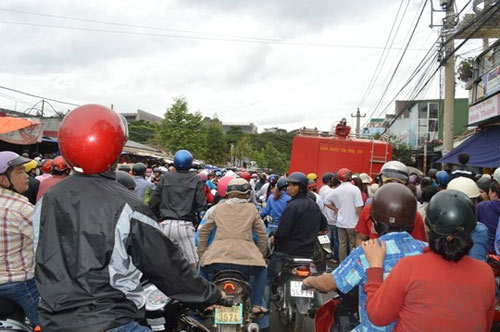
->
[215, 304, 243, 324]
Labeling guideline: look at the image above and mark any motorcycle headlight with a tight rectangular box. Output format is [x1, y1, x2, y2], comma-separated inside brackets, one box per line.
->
[144, 284, 169, 311]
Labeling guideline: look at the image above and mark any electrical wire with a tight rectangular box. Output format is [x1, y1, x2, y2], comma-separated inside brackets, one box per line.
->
[361, 0, 428, 127]
[0, 85, 80, 107]
[357, 0, 407, 108]
[0, 19, 432, 51]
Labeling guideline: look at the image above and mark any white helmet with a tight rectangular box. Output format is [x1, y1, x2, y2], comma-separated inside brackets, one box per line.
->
[447, 176, 480, 198]
[381, 161, 409, 183]
[493, 167, 500, 183]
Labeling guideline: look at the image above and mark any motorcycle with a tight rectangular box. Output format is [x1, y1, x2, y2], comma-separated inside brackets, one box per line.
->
[313, 230, 332, 273]
[0, 298, 32, 331]
[314, 287, 359, 332]
[211, 270, 259, 332]
[142, 282, 232, 332]
[271, 257, 317, 332]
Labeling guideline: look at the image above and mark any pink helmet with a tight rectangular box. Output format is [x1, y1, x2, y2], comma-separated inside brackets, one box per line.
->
[198, 172, 208, 182]
[217, 176, 234, 198]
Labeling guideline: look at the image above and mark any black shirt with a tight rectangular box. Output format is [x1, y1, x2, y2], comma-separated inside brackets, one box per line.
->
[275, 191, 328, 257]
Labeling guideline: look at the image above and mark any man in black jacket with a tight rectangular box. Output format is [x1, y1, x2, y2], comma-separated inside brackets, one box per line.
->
[150, 149, 206, 269]
[268, 172, 328, 284]
[34, 105, 222, 332]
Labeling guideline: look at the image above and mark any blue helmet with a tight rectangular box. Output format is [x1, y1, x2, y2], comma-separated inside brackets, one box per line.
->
[174, 150, 193, 171]
[436, 170, 451, 186]
[286, 172, 308, 189]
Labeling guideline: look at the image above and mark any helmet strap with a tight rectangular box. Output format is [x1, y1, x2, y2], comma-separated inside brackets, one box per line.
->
[0, 172, 17, 194]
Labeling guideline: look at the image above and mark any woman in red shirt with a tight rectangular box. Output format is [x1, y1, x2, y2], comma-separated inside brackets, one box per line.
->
[361, 190, 496, 332]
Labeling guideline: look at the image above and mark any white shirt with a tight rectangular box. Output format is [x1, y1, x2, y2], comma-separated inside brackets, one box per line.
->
[319, 185, 337, 225]
[325, 182, 363, 228]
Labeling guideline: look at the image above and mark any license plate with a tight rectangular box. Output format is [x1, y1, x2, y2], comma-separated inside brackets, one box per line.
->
[215, 304, 243, 324]
[318, 234, 330, 245]
[290, 280, 314, 298]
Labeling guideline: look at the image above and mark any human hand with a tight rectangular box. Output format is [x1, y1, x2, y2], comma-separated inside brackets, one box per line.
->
[269, 236, 274, 245]
[361, 239, 386, 268]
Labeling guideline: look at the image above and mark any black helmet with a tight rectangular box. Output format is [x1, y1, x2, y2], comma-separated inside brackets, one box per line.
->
[427, 168, 438, 179]
[277, 177, 288, 191]
[227, 178, 251, 196]
[322, 172, 335, 184]
[132, 162, 147, 175]
[476, 177, 491, 192]
[115, 170, 136, 190]
[118, 164, 131, 172]
[371, 183, 417, 228]
[420, 176, 433, 188]
[426, 190, 476, 235]
[286, 172, 308, 189]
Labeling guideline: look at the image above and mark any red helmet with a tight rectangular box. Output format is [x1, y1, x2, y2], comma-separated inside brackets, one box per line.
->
[52, 156, 69, 172]
[337, 168, 352, 181]
[217, 176, 234, 198]
[58, 104, 127, 174]
[41, 159, 53, 174]
[240, 172, 252, 181]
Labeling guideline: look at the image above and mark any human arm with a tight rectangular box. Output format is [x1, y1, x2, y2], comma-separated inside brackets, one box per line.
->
[470, 222, 489, 261]
[355, 204, 371, 246]
[325, 202, 339, 213]
[149, 175, 164, 220]
[274, 204, 296, 243]
[127, 206, 221, 307]
[324, 191, 339, 212]
[260, 195, 272, 218]
[197, 211, 217, 258]
[362, 241, 406, 326]
[303, 272, 337, 292]
[253, 212, 268, 258]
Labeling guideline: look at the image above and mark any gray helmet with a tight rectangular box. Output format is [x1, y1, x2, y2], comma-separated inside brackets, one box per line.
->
[227, 178, 251, 195]
[115, 170, 136, 190]
[381, 161, 409, 183]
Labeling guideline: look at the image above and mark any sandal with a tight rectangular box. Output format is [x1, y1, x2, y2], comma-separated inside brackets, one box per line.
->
[252, 305, 270, 315]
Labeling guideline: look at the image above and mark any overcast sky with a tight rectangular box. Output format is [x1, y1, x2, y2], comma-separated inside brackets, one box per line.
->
[0, 0, 484, 132]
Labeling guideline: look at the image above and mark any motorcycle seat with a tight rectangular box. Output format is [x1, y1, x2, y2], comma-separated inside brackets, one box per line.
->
[213, 270, 249, 282]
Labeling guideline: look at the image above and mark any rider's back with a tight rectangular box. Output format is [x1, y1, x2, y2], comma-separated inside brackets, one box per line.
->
[274, 192, 327, 257]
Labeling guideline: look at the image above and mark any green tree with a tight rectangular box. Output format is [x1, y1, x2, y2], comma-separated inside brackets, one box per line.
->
[159, 97, 205, 157]
[392, 141, 413, 166]
[225, 126, 245, 146]
[231, 136, 254, 167]
[457, 57, 474, 83]
[254, 142, 289, 174]
[202, 117, 227, 165]
[128, 120, 158, 144]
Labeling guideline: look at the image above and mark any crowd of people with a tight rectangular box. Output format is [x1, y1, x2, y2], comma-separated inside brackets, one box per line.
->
[0, 104, 499, 331]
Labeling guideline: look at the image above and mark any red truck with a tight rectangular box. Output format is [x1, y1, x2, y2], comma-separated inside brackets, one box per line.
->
[288, 125, 392, 186]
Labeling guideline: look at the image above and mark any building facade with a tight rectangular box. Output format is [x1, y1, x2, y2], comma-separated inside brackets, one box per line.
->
[222, 122, 258, 134]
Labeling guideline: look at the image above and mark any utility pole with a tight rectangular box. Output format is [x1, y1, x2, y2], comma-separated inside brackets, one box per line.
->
[442, 0, 456, 157]
[351, 108, 366, 137]
[41, 99, 45, 118]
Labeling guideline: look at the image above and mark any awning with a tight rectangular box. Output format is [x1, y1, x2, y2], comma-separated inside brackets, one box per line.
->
[437, 126, 500, 168]
[0, 117, 44, 145]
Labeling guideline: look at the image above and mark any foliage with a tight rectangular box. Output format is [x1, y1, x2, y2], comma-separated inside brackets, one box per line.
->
[253, 142, 289, 174]
[128, 120, 158, 144]
[231, 136, 254, 166]
[202, 117, 227, 165]
[158, 97, 206, 157]
[392, 141, 413, 166]
[225, 126, 245, 146]
[457, 57, 474, 83]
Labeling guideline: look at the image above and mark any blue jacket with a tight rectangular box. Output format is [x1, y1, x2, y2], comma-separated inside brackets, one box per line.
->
[470, 221, 489, 262]
[259, 191, 291, 226]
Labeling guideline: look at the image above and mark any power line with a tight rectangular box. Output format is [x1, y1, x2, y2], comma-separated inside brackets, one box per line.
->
[0, 19, 432, 51]
[0, 7, 433, 51]
[362, 0, 428, 127]
[357, 0, 407, 108]
[0, 85, 80, 107]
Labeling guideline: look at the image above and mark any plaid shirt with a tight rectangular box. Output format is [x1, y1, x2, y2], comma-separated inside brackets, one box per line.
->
[332, 232, 426, 331]
[0, 188, 34, 284]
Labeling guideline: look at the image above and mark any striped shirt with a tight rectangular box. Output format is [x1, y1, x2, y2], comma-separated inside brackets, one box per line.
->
[0, 188, 34, 284]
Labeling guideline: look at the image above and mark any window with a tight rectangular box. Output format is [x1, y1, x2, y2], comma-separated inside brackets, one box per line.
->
[418, 103, 428, 118]
[429, 103, 438, 118]
[428, 119, 438, 132]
